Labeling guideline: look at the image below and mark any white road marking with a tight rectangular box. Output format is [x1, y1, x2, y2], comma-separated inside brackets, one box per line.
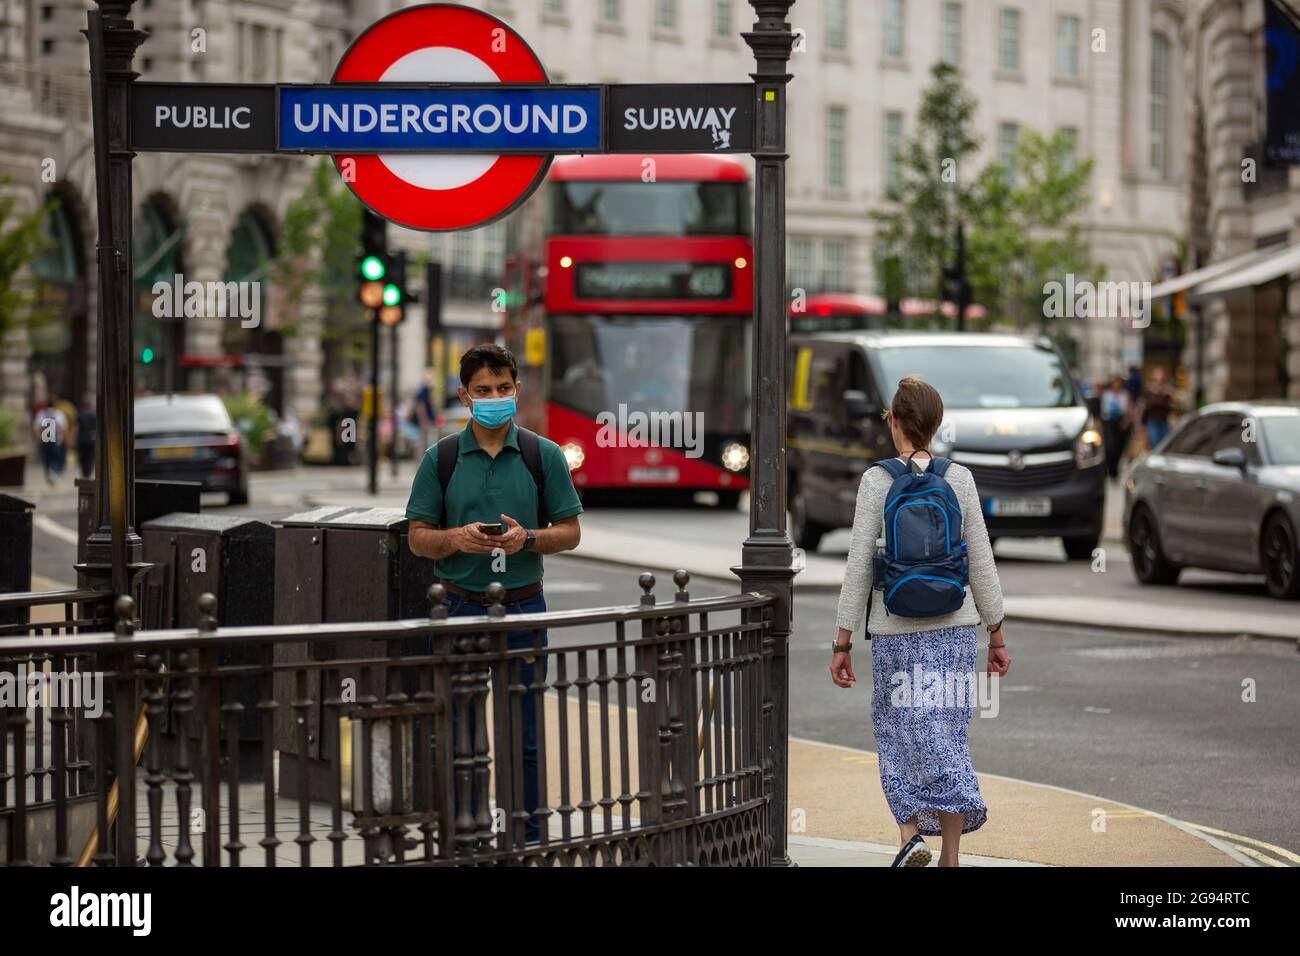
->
[33, 514, 79, 545]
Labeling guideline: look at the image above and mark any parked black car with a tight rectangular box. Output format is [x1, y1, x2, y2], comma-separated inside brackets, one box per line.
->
[135, 394, 249, 505]
[1124, 401, 1300, 598]
[786, 332, 1105, 558]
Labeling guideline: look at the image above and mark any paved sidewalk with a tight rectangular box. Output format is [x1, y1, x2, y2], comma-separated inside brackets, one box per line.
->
[785, 735, 1252, 867]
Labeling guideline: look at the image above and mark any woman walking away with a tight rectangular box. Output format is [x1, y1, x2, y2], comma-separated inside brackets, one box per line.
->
[830, 375, 1010, 868]
[1100, 376, 1132, 480]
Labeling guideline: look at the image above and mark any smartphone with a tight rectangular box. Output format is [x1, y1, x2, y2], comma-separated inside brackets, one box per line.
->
[477, 522, 504, 536]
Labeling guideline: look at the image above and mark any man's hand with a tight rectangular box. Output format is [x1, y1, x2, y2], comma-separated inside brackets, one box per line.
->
[493, 513, 528, 555]
[453, 523, 499, 554]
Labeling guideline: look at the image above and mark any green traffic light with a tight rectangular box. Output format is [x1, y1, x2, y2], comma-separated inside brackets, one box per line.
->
[141, 347, 155, 364]
[361, 256, 386, 280]
[383, 283, 401, 306]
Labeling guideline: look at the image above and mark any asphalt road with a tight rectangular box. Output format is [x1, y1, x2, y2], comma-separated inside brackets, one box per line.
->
[22, 467, 1300, 860]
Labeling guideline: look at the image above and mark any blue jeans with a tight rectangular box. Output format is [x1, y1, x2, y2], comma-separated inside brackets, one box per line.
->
[1145, 420, 1170, 450]
[445, 589, 548, 844]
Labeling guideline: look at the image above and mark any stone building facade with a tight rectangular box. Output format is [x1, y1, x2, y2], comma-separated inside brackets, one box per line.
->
[1, 0, 1195, 448]
[1180, 0, 1300, 401]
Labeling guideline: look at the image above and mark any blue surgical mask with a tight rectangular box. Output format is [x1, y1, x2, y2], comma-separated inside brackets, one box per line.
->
[471, 395, 516, 428]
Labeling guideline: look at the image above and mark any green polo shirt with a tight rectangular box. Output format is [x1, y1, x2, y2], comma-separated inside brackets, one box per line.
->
[405, 423, 583, 590]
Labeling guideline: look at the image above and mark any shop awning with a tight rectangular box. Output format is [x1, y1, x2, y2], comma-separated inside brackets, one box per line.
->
[1142, 245, 1279, 301]
[1191, 243, 1300, 297]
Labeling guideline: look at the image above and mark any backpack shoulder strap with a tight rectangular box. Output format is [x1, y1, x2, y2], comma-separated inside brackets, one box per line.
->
[929, 456, 954, 479]
[516, 428, 549, 527]
[869, 457, 909, 481]
[435, 433, 461, 527]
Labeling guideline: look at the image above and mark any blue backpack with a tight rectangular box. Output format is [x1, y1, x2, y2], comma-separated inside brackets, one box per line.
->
[869, 452, 970, 619]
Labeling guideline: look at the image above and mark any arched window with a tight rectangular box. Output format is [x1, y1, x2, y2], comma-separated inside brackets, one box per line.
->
[223, 209, 274, 286]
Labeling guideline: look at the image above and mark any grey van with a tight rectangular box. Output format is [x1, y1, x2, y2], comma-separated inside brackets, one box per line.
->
[786, 332, 1106, 559]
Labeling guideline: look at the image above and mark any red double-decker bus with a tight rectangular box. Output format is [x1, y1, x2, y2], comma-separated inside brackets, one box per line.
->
[503, 154, 753, 507]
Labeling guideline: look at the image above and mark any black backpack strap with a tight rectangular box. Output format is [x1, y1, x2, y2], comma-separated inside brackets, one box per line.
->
[869, 457, 909, 480]
[516, 427, 549, 528]
[434, 432, 461, 527]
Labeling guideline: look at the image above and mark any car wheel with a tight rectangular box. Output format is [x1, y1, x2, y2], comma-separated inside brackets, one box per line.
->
[715, 490, 741, 510]
[1127, 504, 1179, 585]
[1261, 513, 1300, 600]
[1063, 533, 1101, 561]
[789, 481, 826, 553]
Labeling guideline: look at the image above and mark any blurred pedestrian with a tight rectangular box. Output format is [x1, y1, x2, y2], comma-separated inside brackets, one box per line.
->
[832, 375, 1008, 868]
[1125, 364, 1143, 406]
[413, 369, 435, 451]
[1099, 376, 1132, 479]
[1139, 367, 1175, 451]
[32, 394, 69, 485]
[74, 392, 96, 479]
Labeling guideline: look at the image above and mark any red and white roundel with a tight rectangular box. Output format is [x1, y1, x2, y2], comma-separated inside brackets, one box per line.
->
[332, 3, 551, 232]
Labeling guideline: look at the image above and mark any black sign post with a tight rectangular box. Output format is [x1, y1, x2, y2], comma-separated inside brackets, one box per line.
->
[738, 0, 797, 870]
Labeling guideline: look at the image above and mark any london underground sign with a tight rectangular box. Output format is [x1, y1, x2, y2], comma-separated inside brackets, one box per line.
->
[326, 3, 561, 230]
[127, 2, 759, 232]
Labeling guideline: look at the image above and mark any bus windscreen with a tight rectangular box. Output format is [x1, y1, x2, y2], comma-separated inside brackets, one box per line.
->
[549, 314, 749, 433]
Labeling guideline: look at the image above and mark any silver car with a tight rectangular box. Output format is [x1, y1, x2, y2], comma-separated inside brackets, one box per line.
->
[1124, 401, 1300, 598]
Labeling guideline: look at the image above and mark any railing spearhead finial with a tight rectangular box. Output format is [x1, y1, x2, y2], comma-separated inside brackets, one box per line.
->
[486, 582, 507, 619]
[113, 595, 136, 636]
[196, 592, 217, 632]
[428, 583, 448, 620]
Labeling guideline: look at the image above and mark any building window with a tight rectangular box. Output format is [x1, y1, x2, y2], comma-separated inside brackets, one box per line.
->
[1057, 15, 1080, 78]
[655, 0, 677, 31]
[712, 0, 731, 38]
[883, 0, 904, 58]
[822, 239, 850, 290]
[600, 0, 621, 23]
[788, 237, 815, 291]
[998, 8, 1021, 73]
[999, 121, 1019, 184]
[1149, 33, 1170, 175]
[544, 0, 565, 16]
[826, 0, 847, 51]
[1059, 126, 1078, 171]
[884, 111, 904, 193]
[826, 107, 847, 190]
[942, 3, 962, 66]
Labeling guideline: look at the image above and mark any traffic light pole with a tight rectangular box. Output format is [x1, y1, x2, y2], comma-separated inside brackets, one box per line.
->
[390, 321, 399, 480]
[368, 308, 379, 497]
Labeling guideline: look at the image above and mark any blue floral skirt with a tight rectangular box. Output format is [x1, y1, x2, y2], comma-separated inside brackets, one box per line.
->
[870, 624, 987, 836]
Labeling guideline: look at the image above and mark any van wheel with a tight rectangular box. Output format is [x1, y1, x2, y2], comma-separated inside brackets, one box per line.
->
[789, 483, 826, 553]
[1062, 533, 1100, 561]
[1261, 513, 1300, 599]
[1127, 504, 1179, 585]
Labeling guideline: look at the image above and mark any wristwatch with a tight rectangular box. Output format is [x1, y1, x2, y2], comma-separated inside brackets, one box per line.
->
[831, 639, 852, 653]
[522, 529, 537, 552]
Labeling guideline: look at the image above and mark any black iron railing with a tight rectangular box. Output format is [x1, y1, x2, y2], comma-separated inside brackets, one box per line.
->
[0, 572, 775, 866]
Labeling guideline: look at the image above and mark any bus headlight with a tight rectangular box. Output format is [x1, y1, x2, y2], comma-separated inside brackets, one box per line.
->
[561, 442, 585, 471]
[721, 442, 750, 472]
[1075, 426, 1104, 469]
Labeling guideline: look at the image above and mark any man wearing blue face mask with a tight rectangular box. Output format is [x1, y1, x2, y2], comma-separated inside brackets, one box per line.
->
[406, 343, 583, 844]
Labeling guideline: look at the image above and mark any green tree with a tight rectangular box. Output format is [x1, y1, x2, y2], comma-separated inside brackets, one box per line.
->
[0, 184, 56, 339]
[273, 159, 367, 365]
[871, 66, 1102, 340]
[872, 62, 982, 313]
[967, 128, 1100, 340]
